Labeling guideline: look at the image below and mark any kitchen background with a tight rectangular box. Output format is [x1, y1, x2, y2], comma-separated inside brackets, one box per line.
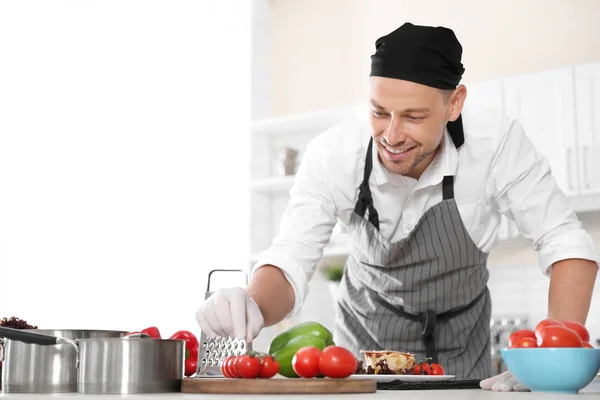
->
[0, 0, 599, 375]
[246, 0, 600, 372]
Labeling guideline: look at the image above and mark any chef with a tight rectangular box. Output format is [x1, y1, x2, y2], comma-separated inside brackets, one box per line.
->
[196, 22, 599, 391]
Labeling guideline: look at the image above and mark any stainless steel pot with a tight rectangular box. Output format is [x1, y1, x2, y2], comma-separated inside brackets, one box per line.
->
[0, 327, 186, 394]
[1, 329, 126, 393]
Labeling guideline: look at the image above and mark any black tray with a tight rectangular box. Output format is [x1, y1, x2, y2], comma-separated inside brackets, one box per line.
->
[377, 379, 482, 390]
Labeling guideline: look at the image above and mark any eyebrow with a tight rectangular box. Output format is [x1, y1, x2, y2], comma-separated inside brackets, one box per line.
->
[370, 99, 429, 113]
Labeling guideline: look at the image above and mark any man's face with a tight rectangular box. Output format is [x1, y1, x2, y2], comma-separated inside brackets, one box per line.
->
[369, 77, 463, 179]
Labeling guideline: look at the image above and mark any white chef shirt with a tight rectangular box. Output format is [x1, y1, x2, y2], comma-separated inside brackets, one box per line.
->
[251, 101, 600, 318]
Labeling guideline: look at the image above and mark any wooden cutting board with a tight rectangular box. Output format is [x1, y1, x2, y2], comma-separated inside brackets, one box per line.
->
[181, 377, 377, 394]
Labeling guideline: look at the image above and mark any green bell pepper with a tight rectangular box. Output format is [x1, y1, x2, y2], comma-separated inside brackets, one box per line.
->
[268, 321, 335, 378]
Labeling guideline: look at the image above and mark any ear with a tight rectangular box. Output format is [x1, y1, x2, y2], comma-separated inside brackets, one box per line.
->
[447, 84, 467, 122]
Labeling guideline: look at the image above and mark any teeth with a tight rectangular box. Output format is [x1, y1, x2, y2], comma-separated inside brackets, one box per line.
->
[385, 145, 412, 154]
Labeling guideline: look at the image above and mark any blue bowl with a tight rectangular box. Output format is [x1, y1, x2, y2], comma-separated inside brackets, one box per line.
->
[501, 348, 600, 394]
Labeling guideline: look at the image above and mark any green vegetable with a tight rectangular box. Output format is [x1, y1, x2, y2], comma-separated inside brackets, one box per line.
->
[271, 335, 327, 378]
[268, 321, 334, 378]
[268, 321, 334, 354]
[322, 265, 344, 281]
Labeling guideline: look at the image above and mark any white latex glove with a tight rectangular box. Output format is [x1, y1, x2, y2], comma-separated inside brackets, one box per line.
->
[195, 287, 264, 344]
[480, 371, 529, 392]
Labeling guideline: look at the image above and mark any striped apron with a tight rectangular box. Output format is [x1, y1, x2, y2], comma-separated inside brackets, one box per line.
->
[333, 118, 493, 380]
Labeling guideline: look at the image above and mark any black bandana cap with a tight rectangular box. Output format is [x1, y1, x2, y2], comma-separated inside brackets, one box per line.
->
[370, 22, 465, 90]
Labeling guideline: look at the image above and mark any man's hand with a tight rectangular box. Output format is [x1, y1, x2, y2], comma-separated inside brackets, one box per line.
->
[195, 287, 264, 344]
[480, 371, 529, 392]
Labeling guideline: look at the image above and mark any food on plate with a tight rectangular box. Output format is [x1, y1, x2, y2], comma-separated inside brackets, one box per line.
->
[220, 353, 280, 379]
[429, 362, 445, 375]
[169, 330, 199, 377]
[355, 350, 416, 375]
[268, 321, 333, 378]
[508, 319, 592, 349]
[0, 316, 38, 329]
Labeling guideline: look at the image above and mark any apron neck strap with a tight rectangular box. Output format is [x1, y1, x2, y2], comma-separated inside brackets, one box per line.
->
[353, 137, 380, 230]
[447, 114, 465, 149]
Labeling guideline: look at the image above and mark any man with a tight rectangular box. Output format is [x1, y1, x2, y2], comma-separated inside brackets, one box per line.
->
[196, 23, 599, 391]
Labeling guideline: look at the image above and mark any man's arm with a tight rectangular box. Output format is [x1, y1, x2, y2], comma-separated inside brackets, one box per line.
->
[488, 118, 600, 323]
[548, 258, 598, 324]
[248, 133, 340, 327]
[247, 265, 295, 327]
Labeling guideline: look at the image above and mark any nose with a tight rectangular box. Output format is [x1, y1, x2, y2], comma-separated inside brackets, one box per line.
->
[383, 114, 407, 146]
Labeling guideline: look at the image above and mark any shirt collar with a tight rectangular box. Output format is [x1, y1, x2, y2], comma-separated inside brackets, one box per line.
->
[371, 128, 459, 188]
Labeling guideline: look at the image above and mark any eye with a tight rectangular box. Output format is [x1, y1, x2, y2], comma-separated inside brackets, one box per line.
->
[372, 110, 388, 118]
[407, 116, 425, 121]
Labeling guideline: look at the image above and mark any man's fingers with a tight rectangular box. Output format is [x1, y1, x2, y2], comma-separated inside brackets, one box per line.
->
[245, 297, 264, 343]
[204, 303, 226, 337]
[196, 306, 217, 338]
[230, 291, 247, 340]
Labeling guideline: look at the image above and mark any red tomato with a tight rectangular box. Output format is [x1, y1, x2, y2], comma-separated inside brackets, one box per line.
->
[228, 356, 241, 378]
[583, 341, 594, 348]
[236, 355, 261, 379]
[414, 362, 431, 375]
[561, 320, 590, 343]
[318, 346, 357, 379]
[537, 326, 583, 348]
[220, 356, 230, 378]
[508, 329, 536, 348]
[513, 337, 537, 348]
[221, 356, 236, 378]
[430, 363, 445, 375]
[292, 346, 322, 378]
[535, 319, 564, 338]
[259, 355, 280, 378]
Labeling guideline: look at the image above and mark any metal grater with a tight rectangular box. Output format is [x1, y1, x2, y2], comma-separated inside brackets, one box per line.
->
[195, 269, 252, 377]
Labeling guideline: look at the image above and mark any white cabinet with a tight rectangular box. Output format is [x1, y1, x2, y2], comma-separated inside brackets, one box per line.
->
[466, 78, 504, 114]
[574, 62, 600, 196]
[503, 67, 579, 197]
[248, 106, 364, 265]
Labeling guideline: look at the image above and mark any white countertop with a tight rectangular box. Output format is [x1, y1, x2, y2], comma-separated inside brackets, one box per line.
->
[0, 383, 598, 399]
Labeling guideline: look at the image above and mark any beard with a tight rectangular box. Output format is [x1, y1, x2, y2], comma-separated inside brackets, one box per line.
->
[376, 139, 442, 177]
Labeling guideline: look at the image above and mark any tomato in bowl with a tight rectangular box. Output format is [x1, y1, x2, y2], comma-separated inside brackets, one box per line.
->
[502, 319, 600, 394]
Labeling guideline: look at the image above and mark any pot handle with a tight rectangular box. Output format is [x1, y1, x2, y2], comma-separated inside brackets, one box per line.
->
[0, 326, 61, 346]
[0, 327, 79, 366]
[0, 326, 76, 349]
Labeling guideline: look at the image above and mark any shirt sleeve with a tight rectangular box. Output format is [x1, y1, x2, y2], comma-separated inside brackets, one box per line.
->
[487, 118, 600, 276]
[251, 136, 338, 318]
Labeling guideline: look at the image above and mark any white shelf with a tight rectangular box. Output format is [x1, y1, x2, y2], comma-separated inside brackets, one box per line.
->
[569, 193, 600, 214]
[250, 176, 295, 194]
